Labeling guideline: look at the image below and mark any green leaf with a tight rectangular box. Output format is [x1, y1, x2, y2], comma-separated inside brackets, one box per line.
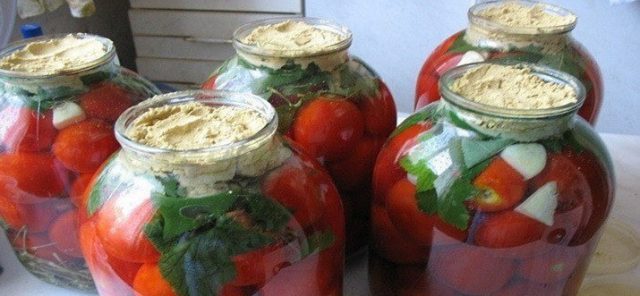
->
[153, 192, 238, 240]
[461, 138, 513, 168]
[80, 71, 114, 85]
[392, 104, 439, 138]
[301, 231, 336, 257]
[416, 189, 438, 215]
[448, 33, 478, 53]
[399, 157, 437, 193]
[331, 64, 378, 98]
[244, 193, 292, 232]
[438, 158, 492, 230]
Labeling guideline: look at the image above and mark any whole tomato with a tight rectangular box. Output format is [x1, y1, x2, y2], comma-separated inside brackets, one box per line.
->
[79, 83, 134, 123]
[53, 119, 119, 173]
[94, 193, 160, 263]
[291, 96, 364, 162]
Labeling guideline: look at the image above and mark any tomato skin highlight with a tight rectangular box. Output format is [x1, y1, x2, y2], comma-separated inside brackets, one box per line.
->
[292, 97, 365, 162]
[80, 83, 134, 123]
[94, 195, 160, 263]
[430, 245, 517, 295]
[474, 211, 546, 249]
[133, 263, 177, 296]
[472, 157, 526, 212]
[48, 209, 84, 258]
[53, 119, 120, 173]
[1, 107, 57, 153]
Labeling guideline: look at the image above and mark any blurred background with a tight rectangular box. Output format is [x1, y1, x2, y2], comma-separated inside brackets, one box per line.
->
[3, 0, 639, 134]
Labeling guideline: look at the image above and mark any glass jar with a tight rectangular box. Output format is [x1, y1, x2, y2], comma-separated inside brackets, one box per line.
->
[79, 90, 345, 296]
[370, 64, 613, 295]
[0, 33, 160, 290]
[415, 0, 602, 124]
[203, 17, 397, 254]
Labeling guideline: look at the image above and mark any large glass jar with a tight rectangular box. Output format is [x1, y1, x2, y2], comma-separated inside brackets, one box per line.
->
[0, 33, 159, 290]
[370, 64, 613, 295]
[203, 17, 396, 254]
[79, 90, 345, 296]
[415, 0, 602, 124]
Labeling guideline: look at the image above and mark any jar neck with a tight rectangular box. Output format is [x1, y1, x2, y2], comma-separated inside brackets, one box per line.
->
[115, 91, 290, 197]
[0, 52, 119, 96]
[464, 23, 571, 53]
[236, 48, 350, 72]
[232, 17, 353, 72]
[442, 100, 576, 142]
[439, 63, 585, 142]
[0, 33, 120, 94]
[464, 0, 576, 53]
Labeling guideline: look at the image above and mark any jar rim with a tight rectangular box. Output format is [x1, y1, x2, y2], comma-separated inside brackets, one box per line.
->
[0, 33, 116, 78]
[468, 0, 577, 35]
[233, 17, 353, 58]
[115, 90, 278, 157]
[439, 62, 586, 120]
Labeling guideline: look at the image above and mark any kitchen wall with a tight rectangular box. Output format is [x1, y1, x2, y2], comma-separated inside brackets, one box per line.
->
[307, 0, 640, 135]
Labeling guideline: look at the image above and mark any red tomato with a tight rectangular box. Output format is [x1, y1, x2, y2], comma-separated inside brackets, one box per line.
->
[70, 173, 93, 207]
[0, 196, 23, 228]
[532, 153, 590, 213]
[262, 160, 325, 228]
[386, 179, 466, 246]
[257, 248, 338, 296]
[372, 122, 431, 205]
[0, 153, 67, 197]
[358, 81, 397, 136]
[327, 136, 383, 191]
[201, 74, 217, 90]
[1, 107, 56, 152]
[291, 97, 365, 162]
[472, 157, 526, 212]
[133, 263, 177, 296]
[370, 205, 427, 264]
[474, 211, 546, 249]
[107, 255, 142, 286]
[48, 209, 83, 258]
[231, 242, 301, 287]
[415, 32, 463, 108]
[430, 245, 516, 295]
[95, 194, 160, 263]
[9, 231, 75, 263]
[219, 285, 244, 296]
[53, 119, 119, 173]
[79, 83, 133, 122]
[518, 246, 581, 284]
[79, 222, 134, 296]
[488, 206, 583, 259]
[564, 150, 612, 246]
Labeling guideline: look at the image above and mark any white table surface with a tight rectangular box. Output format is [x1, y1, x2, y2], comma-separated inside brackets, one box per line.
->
[1, 132, 639, 296]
